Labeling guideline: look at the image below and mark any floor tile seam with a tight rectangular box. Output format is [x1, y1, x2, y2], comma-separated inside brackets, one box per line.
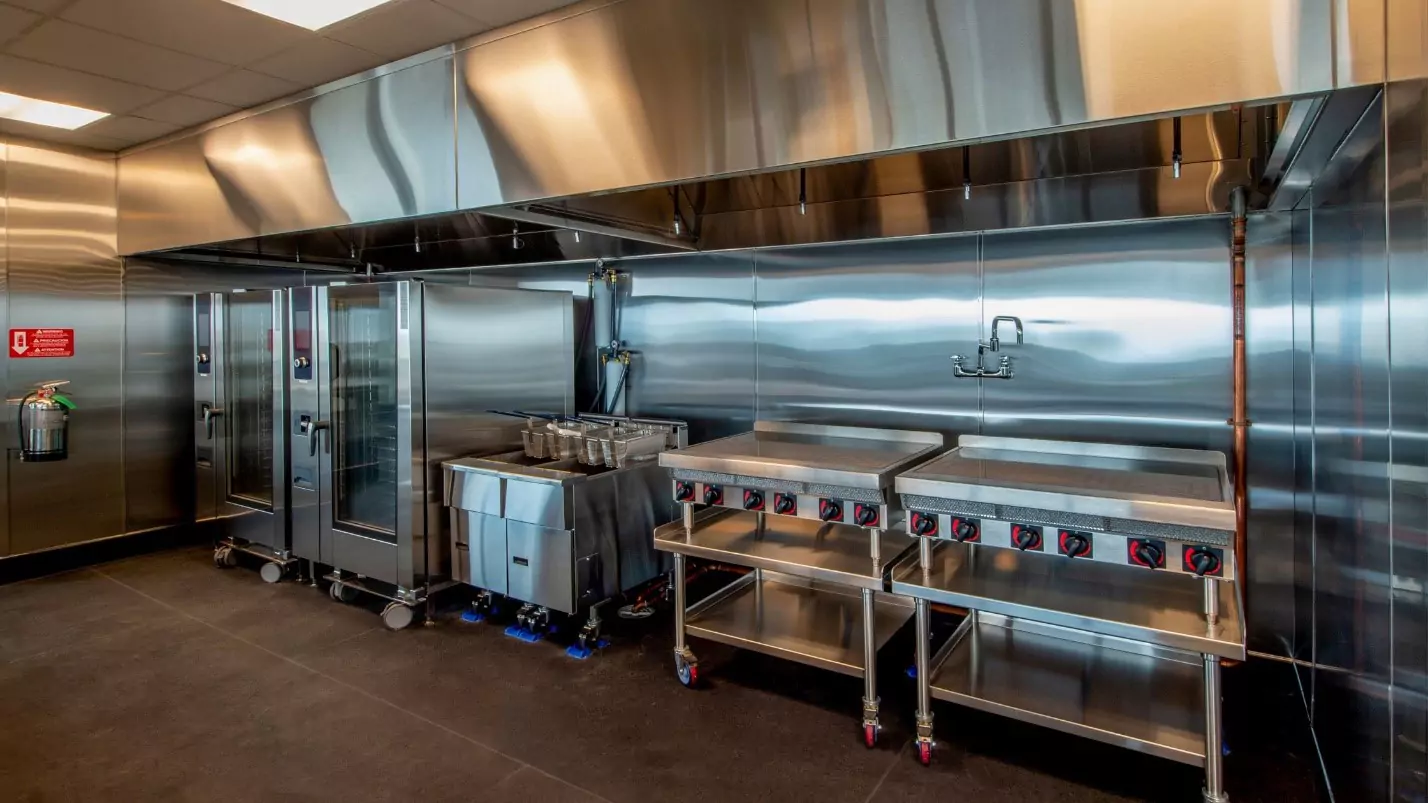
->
[91, 567, 619, 803]
[860, 738, 911, 803]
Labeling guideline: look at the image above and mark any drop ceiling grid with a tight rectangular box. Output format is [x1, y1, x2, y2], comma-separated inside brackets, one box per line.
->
[0, 0, 578, 151]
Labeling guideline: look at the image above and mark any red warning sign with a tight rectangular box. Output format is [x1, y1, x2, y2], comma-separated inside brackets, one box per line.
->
[10, 329, 74, 358]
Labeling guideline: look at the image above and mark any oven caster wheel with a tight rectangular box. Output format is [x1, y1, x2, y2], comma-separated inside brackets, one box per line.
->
[675, 653, 699, 688]
[381, 601, 416, 631]
[916, 740, 933, 766]
[213, 546, 237, 569]
[259, 562, 285, 584]
[863, 723, 879, 749]
[329, 581, 359, 604]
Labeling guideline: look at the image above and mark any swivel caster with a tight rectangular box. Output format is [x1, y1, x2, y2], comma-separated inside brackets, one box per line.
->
[259, 562, 285, 584]
[577, 622, 602, 653]
[863, 723, 879, 749]
[213, 546, 237, 569]
[916, 740, 933, 766]
[675, 651, 700, 688]
[329, 581, 359, 604]
[381, 601, 416, 631]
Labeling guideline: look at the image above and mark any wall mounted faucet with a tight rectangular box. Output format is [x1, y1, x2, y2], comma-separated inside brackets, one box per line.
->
[952, 315, 1024, 379]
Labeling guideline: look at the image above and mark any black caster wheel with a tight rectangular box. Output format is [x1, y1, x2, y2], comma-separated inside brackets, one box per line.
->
[259, 562, 285, 584]
[214, 546, 237, 569]
[863, 723, 879, 749]
[381, 601, 416, 631]
[329, 581, 359, 604]
[675, 653, 699, 688]
[916, 741, 933, 766]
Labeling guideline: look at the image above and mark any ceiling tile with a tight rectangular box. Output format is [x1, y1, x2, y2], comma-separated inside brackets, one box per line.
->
[0, 118, 127, 152]
[0, 4, 40, 46]
[434, 0, 578, 30]
[131, 94, 237, 127]
[326, 0, 487, 59]
[0, 0, 69, 12]
[183, 69, 300, 108]
[0, 54, 165, 114]
[7, 20, 232, 93]
[60, 0, 314, 66]
[251, 38, 387, 87]
[81, 114, 182, 145]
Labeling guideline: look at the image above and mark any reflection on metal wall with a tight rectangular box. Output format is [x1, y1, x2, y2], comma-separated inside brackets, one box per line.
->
[1386, 78, 1428, 803]
[4, 141, 123, 554]
[753, 237, 981, 436]
[0, 137, 8, 556]
[454, 0, 1367, 211]
[120, 56, 456, 255]
[1244, 213, 1299, 656]
[980, 218, 1232, 452]
[1307, 91, 1394, 802]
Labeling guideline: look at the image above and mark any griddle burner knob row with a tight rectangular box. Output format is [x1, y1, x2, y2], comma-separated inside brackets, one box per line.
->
[674, 481, 695, 502]
[774, 493, 797, 516]
[819, 499, 843, 522]
[910, 512, 938, 537]
[703, 485, 723, 506]
[854, 504, 880, 527]
[743, 489, 765, 511]
[1011, 524, 1042, 551]
[1186, 546, 1223, 577]
[1059, 531, 1092, 559]
[950, 518, 979, 543]
[1129, 539, 1166, 569]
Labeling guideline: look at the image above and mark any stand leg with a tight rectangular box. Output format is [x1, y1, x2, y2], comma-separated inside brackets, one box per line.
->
[914, 536, 935, 765]
[1203, 653, 1229, 803]
[861, 587, 880, 743]
[673, 552, 687, 656]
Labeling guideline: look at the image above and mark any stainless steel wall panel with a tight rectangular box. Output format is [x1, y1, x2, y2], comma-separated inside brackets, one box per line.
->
[1308, 91, 1393, 802]
[752, 236, 981, 438]
[1389, 0, 1428, 81]
[123, 291, 194, 532]
[979, 218, 1233, 453]
[1245, 212, 1300, 657]
[1291, 207, 1316, 672]
[119, 57, 456, 255]
[614, 254, 756, 443]
[453, 0, 1355, 211]
[0, 135, 8, 556]
[5, 142, 123, 554]
[1388, 77, 1428, 803]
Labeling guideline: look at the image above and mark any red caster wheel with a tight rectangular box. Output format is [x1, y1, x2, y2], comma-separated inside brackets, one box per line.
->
[675, 653, 699, 688]
[863, 723, 878, 748]
[916, 741, 933, 766]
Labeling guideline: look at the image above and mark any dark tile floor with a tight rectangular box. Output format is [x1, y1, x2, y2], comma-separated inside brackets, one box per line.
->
[0, 546, 1324, 803]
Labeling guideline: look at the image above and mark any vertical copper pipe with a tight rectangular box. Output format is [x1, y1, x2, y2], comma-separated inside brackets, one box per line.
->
[1230, 187, 1248, 611]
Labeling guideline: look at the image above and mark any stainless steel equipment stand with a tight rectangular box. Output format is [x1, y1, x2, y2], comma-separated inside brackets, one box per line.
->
[893, 436, 1244, 801]
[657, 422, 943, 745]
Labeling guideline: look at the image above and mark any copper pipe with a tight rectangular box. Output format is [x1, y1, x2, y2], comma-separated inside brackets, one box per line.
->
[1230, 187, 1249, 613]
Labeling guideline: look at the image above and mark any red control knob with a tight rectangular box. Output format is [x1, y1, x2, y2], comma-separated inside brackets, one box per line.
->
[1058, 530, 1092, 558]
[743, 489, 765, 511]
[674, 481, 695, 502]
[773, 493, 797, 516]
[950, 518, 979, 543]
[1011, 524, 1042, 551]
[1184, 546, 1223, 577]
[1129, 539, 1166, 569]
[703, 485, 723, 506]
[910, 512, 938, 537]
[818, 499, 843, 522]
[854, 504, 880, 527]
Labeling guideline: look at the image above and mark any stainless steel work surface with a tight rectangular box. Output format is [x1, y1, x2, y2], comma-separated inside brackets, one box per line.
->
[686, 570, 914, 677]
[896, 436, 1235, 531]
[654, 510, 913, 591]
[930, 614, 1205, 766]
[660, 421, 942, 489]
[891, 542, 1244, 659]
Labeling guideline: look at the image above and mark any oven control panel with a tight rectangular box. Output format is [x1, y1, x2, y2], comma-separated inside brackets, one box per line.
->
[673, 480, 890, 530]
[903, 511, 1234, 580]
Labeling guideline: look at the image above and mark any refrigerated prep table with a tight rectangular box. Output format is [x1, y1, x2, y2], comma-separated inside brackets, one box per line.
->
[891, 436, 1242, 803]
[655, 421, 944, 744]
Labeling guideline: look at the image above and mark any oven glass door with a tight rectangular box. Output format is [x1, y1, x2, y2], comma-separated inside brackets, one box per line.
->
[329, 284, 399, 541]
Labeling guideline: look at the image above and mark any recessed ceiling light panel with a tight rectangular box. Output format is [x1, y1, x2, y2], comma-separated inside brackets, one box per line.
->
[0, 92, 109, 130]
[220, 0, 396, 30]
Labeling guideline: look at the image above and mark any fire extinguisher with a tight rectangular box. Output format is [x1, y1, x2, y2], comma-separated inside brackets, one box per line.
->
[15, 380, 73, 462]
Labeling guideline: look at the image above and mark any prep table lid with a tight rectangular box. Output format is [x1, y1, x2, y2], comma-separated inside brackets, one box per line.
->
[659, 421, 943, 490]
[895, 436, 1235, 532]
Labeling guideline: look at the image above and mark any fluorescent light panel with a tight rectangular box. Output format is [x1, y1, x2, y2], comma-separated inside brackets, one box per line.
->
[220, 0, 396, 30]
[0, 92, 108, 130]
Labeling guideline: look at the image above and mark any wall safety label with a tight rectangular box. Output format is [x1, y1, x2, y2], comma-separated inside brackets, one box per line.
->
[10, 329, 74, 358]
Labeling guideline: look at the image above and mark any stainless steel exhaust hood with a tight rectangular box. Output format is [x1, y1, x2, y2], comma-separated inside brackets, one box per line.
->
[118, 0, 1384, 258]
